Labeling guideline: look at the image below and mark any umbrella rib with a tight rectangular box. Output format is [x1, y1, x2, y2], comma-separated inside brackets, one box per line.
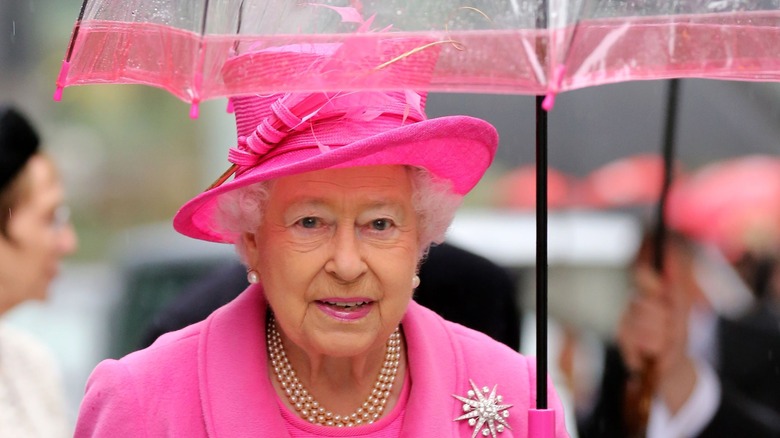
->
[551, 0, 597, 84]
[200, 0, 210, 36]
[64, 0, 91, 61]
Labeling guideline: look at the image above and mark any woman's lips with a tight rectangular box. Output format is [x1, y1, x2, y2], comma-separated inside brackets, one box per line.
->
[315, 298, 374, 321]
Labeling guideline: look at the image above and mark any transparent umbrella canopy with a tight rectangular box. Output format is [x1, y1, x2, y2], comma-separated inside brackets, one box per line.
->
[56, 0, 780, 114]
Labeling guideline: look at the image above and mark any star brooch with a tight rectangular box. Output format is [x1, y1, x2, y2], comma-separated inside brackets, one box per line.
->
[452, 379, 513, 437]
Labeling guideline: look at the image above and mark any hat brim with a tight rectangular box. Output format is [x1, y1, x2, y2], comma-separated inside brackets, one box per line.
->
[174, 115, 498, 243]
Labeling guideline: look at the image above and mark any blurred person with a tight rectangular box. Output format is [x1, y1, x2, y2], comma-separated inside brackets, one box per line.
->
[717, 249, 780, 420]
[760, 253, 780, 319]
[732, 249, 780, 321]
[75, 45, 571, 437]
[579, 230, 780, 438]
[0, 105, 77, 437]
[140, 241, 521, 351]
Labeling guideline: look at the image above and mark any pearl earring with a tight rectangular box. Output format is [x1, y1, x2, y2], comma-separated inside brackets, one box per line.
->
[412, 275, 420, 289]
[247, 269, 260, 284]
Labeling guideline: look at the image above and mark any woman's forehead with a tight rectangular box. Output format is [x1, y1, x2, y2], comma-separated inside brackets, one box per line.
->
[276, 166, 410, 190]
[267, 166, 413, 209]
[289, 165, 407, 179]
[22, 156, 63, 206]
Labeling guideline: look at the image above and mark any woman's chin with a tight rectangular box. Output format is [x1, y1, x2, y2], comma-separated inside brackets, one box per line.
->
[309, 329, 383, 358]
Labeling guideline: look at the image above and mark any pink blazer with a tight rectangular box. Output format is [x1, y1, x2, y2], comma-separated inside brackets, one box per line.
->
[75, 284, 570, 437]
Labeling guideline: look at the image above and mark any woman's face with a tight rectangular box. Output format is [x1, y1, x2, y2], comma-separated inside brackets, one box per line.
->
[243, 165, 420, 358]
[0, 156, 78, 313]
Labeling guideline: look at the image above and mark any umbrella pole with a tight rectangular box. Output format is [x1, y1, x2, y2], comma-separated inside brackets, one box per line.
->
[527, 1, 556, 434]
[626, 78, 681, 438]
[528, 95, 557, 438]
[654, 78, 680, 272]
[535, 94, 549, 410]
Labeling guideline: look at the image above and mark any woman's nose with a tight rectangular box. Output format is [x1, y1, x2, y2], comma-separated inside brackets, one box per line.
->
[325, 226, 367, 282]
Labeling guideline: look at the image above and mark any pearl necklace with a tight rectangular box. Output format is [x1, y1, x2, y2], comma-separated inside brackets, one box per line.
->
[266, 315, 402, 427]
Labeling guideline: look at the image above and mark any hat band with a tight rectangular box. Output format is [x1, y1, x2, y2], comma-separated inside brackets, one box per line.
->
[231, 113, 415, 177]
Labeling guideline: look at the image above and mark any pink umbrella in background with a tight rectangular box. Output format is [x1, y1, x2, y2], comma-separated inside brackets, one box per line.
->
[52, 1, 780, 436]
[580, 154, 686, 209]
[668, 155, 780, 261]
[493, 165, 577, 210]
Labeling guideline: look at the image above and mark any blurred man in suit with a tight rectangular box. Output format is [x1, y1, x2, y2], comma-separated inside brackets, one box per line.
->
[579, 231, 780, 438]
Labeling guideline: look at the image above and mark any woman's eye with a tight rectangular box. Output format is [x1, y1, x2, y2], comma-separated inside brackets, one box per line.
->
[298, 217, 319, 229]
[371, 219, 392, 231]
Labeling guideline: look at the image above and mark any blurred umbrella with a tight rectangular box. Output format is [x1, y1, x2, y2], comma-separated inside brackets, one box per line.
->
[580, 154, 686, 209]
[577, 147, 690, 435]
[668, 155, 780, 261]
[494, 165, 576, 210]
[53, 1, 780, 435]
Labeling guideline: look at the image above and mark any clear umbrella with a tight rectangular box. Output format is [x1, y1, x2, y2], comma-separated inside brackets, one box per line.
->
[55, 0, 780, 114]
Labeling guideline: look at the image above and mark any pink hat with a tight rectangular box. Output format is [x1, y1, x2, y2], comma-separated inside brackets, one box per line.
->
[174, 43, 498, 243]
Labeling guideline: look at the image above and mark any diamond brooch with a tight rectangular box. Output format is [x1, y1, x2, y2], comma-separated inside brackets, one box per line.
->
[452, 379, 513, 438]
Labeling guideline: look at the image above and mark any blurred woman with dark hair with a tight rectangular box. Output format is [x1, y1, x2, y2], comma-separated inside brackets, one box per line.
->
[0, 105, 77, 437]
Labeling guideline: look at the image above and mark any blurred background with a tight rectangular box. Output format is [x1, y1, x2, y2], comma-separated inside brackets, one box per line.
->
[2, 0, 780, 429]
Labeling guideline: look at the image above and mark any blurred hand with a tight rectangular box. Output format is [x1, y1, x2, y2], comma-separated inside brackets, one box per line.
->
[617, 265, 697, 413]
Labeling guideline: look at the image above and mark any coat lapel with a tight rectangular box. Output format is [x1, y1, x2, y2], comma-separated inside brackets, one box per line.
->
[198, 284, 290, 437]
[401, 301, 465, 436]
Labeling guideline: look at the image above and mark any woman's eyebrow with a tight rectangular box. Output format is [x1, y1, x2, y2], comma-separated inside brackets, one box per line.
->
[362, 200, 405, 212]
[285, 197, 329, 209]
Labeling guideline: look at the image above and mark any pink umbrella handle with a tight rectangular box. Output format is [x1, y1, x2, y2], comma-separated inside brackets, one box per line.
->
[528, 409, 555, 438]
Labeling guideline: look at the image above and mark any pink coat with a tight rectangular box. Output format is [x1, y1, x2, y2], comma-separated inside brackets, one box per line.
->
[75, 284, 570, 437]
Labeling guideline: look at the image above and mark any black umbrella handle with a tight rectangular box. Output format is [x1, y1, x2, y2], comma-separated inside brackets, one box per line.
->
[535, 94, 549, 411]
[626, 78, 681, 438]
[653, 78, 680, 272]
[529, 5, 556, 437]
[528, 95, 557, 438]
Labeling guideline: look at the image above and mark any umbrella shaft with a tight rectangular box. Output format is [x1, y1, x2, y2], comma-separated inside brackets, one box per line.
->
[535, 94, 549, 410]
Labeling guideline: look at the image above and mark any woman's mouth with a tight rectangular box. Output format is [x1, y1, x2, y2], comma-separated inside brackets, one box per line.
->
[316, 299, 374, 321]
[321, 300, 369, 309]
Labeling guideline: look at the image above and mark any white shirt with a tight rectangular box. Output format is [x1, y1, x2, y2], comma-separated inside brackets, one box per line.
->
[0, 323, 70, 438]
[646, 305, 721, 438]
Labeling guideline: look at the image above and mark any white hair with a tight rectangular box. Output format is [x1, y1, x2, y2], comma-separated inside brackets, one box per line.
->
[213, 166, 462, 264]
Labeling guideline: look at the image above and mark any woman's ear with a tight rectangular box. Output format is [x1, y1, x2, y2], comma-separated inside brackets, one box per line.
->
[241, 232, 259, 266]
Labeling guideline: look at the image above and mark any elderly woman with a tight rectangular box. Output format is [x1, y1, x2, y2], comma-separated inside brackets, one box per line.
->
[75, 55, 570, 436]
[0, 105, 76, 437]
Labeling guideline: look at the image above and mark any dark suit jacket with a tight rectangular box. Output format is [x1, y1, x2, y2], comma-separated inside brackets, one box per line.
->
[141, 242, 521, 351]
[578, 314, 780, 438]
